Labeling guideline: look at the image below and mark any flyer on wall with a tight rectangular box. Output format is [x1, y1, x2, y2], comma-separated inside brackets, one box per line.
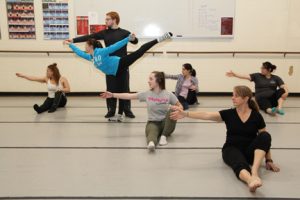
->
[76, 16, 89, 35]
[42, 0, 69, 40]
[6, 0, 36, 39]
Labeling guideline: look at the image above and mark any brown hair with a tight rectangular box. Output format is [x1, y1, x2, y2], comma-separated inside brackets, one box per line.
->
[234, 85, 259, 112]
[152, 71, 165, 90]
[106, 11, 120, 25]
[48, 63, 61, 85]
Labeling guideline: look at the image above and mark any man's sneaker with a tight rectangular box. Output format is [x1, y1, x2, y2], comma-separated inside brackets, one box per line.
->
[108, 114, 123, 122]
[147, 141, 155, 151]
[159, 135, 168, 146]
[105, 111, 115, 118]
[125, 111, 135, 118]
[117, 114, 124, 122]
[157, 32, 173, 42]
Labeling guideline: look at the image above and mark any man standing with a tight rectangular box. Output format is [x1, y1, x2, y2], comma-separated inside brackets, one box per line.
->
[66, 11, 137, 119]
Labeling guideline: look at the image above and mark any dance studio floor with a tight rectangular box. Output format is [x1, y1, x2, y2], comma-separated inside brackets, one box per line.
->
[0, 96, 299, 199]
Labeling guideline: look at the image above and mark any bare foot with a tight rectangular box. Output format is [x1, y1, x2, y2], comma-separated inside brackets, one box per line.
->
[247, 176, 262, 192]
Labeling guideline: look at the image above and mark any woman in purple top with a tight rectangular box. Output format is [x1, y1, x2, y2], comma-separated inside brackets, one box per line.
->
[165, 63, 199, 110]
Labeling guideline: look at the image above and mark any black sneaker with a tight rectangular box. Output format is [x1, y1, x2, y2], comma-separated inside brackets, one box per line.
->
[33, 104, 41, 114]
[48, 108, 56, 113]
[105, 111, 115, 118]
[124, 111, 135, 118]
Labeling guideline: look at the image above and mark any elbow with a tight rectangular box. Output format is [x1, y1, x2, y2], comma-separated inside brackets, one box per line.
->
[64, 87, 71, 93]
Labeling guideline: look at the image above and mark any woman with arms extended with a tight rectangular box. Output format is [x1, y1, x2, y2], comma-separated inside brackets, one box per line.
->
[226, 61, 288, 115]
[170, 85, 280, 192]
[100, 71, 182, 151]
[16, 63, 70, 113]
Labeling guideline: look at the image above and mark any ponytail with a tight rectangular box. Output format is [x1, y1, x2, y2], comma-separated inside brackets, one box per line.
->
[248, 98, 259, 112]
[191, 69, 196, 77]
[263, 61, 277, 72]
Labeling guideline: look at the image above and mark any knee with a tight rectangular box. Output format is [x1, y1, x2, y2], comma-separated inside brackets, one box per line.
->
[258, 131, 272, 143]
[281, 93, 288, 100]
[256, 131, 272, 151]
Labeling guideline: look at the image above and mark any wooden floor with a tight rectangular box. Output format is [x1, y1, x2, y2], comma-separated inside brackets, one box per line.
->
[0, 96, 299, 199]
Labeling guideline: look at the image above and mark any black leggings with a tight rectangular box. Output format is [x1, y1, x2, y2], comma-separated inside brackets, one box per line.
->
[35, 91, 67, 113]
[116, 39, 158, 76]
[256, 88, 285, 111]
[177, 90, 198, 110]
[222, 132, 271, 178]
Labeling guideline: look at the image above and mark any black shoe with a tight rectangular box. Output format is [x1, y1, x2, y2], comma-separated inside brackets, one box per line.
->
[33, 104, 41, 114]
[105, 111, 115, 118]
[48, 108, 56, 113]
[124, 111, 135, 118]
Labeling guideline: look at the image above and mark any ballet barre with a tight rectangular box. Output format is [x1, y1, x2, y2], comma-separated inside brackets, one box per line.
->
[166, 51, 300, 58]
[0, 50, 164, 56]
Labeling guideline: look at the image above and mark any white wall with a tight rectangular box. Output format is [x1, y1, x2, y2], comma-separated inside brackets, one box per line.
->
[0, 0, 299, 93]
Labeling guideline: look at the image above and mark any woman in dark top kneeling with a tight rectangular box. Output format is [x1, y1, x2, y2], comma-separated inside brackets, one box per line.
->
[170, 85, 280, 192]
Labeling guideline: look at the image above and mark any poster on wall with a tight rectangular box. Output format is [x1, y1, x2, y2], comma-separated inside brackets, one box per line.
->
[90, 25, 106, 34]
[221, 17, 233, 35]
[76, 16, 89, 35]
[6, 0, 36, 39]
[42, 0, 69, 40]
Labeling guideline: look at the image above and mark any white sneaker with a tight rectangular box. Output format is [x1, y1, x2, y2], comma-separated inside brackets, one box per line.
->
[147, 141, 155, 151]
[108, 114, 123, 122]
[157, 32, 173, 42]
[117, 114, 124, 122]
[159, 135, 168, 146]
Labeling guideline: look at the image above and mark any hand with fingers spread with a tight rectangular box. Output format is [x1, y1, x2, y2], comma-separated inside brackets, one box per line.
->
[226, 70, 236, 77]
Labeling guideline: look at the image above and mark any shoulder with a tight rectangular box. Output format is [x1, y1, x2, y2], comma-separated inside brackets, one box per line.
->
[251, 72, 261, 77]
[139, 90, 151, 95]
[165, 90, 176, 98]
[220, 108, 235, 114]
[119, 28, 130, 33]
[250, 73, 263, 81]
[272, 74, 282, 80]
[177, 74, 184, 80]
[60, 76, 68, 82]
[219, 108, 235, 120]
[251, 110, 264, 118]
[191, 76, 198, 81]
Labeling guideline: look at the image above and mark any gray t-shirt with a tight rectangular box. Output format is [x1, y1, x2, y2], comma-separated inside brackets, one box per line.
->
[250, 73, 284, 99]
[137, 90, 178, 121]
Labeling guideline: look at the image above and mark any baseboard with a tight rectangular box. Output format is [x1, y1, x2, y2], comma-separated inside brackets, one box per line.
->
[1, 92, 300, 97]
